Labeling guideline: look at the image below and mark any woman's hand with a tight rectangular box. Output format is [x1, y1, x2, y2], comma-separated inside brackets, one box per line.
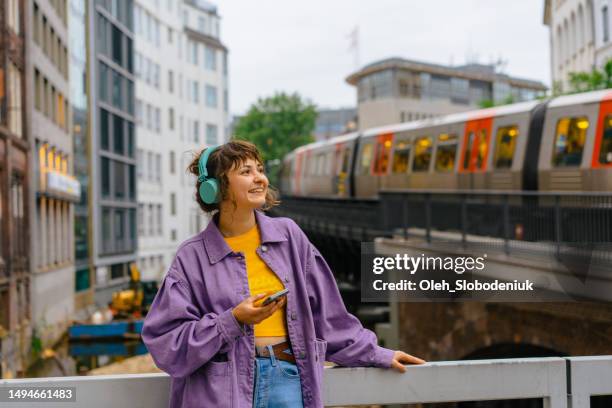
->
[232, 292, 286, 325]
[389, 350, 426, 373]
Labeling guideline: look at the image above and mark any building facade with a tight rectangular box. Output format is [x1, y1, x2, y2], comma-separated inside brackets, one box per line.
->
[314, 108, 356, 142]
[80, 0, 137, 306]
[346, 58, 547, 130]
[26, 0, 80, 353]
[593, 0, 612, 66]
[0, 0, 30, 379]
[543, 0, 597, 92]
[133, 0, 229, 281]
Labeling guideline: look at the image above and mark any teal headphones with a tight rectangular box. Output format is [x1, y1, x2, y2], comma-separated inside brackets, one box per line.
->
[197, 145, 221, 204]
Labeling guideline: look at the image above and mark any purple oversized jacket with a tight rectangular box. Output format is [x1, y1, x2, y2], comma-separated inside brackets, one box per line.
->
[141, 209, 395, 407]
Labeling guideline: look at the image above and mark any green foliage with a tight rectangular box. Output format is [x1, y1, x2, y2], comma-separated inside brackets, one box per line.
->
[478, 94, 514, 109]
[233, 92, 317, 162]
[567, 60, 612, 94]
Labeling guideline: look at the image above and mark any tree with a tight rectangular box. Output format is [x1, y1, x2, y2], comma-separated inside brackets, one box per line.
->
[233, 92, 317, 163]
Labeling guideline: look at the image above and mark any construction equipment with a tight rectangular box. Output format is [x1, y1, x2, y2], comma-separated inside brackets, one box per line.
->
[110, 263, 158, 319]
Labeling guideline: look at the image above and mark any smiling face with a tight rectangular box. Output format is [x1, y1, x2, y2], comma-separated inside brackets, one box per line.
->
[224, 158, 269, 211]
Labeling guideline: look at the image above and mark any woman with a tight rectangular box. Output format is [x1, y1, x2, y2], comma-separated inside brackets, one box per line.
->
[141, 140, 425, 408]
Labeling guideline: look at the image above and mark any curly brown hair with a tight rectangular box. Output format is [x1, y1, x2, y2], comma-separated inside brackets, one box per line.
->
[187, 140, 280, 214]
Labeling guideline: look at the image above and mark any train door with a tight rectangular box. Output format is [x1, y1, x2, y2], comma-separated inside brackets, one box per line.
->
[294, 151, 304, 196]
[354, 136, 376, 198]
[590, 96, 612, 190]
[333, 143, 351, 197]
[459, 117, 493, 190]
[373, 133, 393, 192]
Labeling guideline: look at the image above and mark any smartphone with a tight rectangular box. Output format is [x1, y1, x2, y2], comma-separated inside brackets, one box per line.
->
[261, 288, 289, 306]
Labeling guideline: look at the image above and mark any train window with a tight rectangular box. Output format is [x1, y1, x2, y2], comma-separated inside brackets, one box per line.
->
[360, 143, 373, 174]
[552, 116, 588, 167]
[475, 129, 488, 169]
[392, 140, 411, 173]
[434, 133, 457, 172]
[324, 151, 333, 175]
[463, 131, 475, 169]
[494, 125, 519, 169]
[599, 115, 612, 165]
[340, 148, 350, 174]
[317, 153, 325, 175]
[412, 136, 432, 172]
[373, 138, 392, 174]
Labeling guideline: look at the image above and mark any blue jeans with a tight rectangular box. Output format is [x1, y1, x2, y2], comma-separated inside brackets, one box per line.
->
[253, 344, 304, 407]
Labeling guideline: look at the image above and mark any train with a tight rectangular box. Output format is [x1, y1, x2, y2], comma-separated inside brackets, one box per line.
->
[279, 89, 612, 198]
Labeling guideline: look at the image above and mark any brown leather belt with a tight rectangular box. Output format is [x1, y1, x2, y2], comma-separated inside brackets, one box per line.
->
[255, 340, 296, 364]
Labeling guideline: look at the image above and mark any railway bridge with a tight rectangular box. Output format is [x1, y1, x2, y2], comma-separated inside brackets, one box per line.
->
[270, 190, 612, 388]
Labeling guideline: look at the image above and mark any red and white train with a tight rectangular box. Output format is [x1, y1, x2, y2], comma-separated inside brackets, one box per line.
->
[280, 89, 612, 198]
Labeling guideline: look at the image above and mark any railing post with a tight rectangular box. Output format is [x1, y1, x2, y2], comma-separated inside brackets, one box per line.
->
[403, 193, 408, 240]
[503, 194, 510, 255]
[425, 193, 432, 244]
[555, 194, 561, 260]
[461, 193, 467, 248]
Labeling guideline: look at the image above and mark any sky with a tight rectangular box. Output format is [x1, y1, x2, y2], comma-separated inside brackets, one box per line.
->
[219, 0, 551, 116]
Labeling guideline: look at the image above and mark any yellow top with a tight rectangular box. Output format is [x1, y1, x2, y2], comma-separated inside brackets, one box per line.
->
[223, 223, 287, 337]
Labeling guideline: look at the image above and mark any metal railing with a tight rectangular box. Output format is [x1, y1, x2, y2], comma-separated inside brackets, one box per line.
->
[1, 356, 611, 407]
[275, 191, 612, 265]
[379, 190, 612, 266]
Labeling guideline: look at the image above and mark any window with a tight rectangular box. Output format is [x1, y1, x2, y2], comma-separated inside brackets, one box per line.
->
[157, 204, 162, 235]
[137, 149, 143, 178]
[102, 157, 110, 197]
[461, 129, 490, 171]
[155, 107, 161, 132]
[194, 120, 200, 143]
[112, 25, 122, 65]
[7, 63, 23, 138]
[198, 16, 206, 32]
[193, 81, 199, 104]
[435, 134, 458, 172]
[170, 151, 176, 173]
[148, 204, 154, 235]
[112, 69, 122, 108]
[205, 46, 216, 70]
[138, 204, 144, 236]
[604, 6, 610, 42]
[373, 138, 392, 174]
[156, 154, 161, 182]
[168, 108, 175, 130]
[412, 137, 432, 172]
[599, 115, 612, 165]
[170, 192, 176, 215]
[392, 140, 411, 173]
[128, 164, 135, 199]
[360, 143, 373, 174]
[168, 70, 174, 93]
[205, 85, 217, 108]
[191, 40, 198, 64]
[34, 70, 42, 111]
[552, 117, 588, 167]
[147, 151, 153, 181]
[101, 109, 109, 150]
[206, 124, 218, 145]
[113, 115, 124, 154]
[102, 209, 111, 251]
[115, 161, 125, 199]
[493, 126, 518, 169]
